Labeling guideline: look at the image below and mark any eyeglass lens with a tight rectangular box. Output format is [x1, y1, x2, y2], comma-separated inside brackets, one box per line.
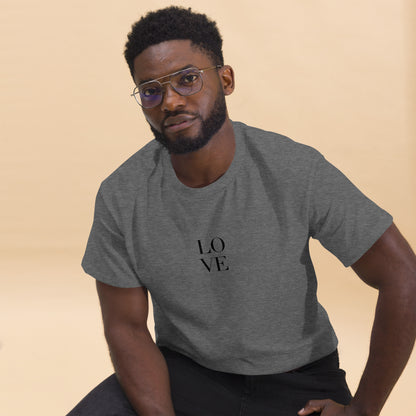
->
[136, 68, 203, 108]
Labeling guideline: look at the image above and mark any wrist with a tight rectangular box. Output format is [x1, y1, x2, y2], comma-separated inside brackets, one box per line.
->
[348, 398, 380, 416]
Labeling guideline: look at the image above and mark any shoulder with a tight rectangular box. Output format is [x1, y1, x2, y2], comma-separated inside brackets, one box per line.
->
[99, 139, 162, 196]
[233, 121, 322, 173]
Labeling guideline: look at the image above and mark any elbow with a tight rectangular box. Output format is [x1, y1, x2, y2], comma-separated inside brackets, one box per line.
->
[103, 321, 151, 347]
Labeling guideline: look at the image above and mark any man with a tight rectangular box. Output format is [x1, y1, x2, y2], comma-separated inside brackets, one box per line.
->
[68, 6, 416, 416]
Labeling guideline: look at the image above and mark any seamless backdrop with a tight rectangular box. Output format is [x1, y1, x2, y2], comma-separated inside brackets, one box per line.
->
[1, 1, 415, 415]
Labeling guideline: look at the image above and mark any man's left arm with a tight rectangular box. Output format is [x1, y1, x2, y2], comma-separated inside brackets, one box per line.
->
[299, 222, 416, 416]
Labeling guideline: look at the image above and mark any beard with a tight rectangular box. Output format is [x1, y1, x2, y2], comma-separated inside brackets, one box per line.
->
[149, 91, 227, 155]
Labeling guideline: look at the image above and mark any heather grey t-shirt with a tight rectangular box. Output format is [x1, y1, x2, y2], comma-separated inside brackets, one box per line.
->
[82, 121, 393, 375]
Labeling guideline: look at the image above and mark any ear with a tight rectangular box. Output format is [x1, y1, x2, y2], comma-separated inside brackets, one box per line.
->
[219, 65, 235, 96]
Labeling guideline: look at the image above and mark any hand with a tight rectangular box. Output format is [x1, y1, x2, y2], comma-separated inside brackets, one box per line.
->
[298, 399, 362, 416]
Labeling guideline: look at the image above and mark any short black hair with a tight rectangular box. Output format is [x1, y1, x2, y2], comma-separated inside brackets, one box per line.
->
[124, 6, 224, 80]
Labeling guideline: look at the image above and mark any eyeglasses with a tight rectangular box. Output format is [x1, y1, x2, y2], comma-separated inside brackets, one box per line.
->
[131, 65, 222, 109]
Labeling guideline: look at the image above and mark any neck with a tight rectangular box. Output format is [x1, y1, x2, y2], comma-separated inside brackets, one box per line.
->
[169, 118, 235, 188]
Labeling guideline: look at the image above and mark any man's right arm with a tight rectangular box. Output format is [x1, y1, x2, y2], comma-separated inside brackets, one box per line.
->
[96, 280, 176, 416]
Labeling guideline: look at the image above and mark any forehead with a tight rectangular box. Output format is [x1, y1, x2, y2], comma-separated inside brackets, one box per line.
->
[133, 39, 213, 85]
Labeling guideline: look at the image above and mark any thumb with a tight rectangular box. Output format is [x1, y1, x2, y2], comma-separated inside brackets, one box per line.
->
[298, 399, 332, 415]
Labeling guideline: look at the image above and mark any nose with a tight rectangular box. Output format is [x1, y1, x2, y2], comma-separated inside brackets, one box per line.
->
[160, 83, 186, 112]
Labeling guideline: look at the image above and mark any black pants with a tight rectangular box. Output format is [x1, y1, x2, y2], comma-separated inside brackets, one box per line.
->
[67, 347, 352, 416]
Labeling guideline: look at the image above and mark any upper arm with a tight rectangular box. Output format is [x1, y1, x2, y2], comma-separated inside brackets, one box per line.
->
[351, 222, 416, 290]
[96, 280, 149, 334]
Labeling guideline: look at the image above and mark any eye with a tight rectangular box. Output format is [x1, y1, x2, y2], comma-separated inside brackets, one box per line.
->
[179, 73, 199, 85]
[140, 84, 161, 97]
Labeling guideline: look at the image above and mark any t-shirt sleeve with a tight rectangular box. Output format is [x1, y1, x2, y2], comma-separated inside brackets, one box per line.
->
[81, 185, 144, 288]
[308, 153, 393, 267]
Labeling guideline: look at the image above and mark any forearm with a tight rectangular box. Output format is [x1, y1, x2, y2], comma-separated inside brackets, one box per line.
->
[349, 285, 416, 416]
[106, 326, 176, 416]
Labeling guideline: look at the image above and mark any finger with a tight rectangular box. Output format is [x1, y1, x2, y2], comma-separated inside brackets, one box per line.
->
[298, 399, 332, 415]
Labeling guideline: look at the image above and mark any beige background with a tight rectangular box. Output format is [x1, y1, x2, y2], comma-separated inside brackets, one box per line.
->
[1, 0, 415, 414]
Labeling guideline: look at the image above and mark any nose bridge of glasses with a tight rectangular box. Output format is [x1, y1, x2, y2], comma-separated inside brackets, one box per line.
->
[157, 70, 183, 89]
[158, 79, 189, 110]
[159, 79, 183, 97]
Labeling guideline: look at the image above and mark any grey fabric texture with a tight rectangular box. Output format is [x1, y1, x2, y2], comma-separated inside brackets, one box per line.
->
[82, 121, 393, 375]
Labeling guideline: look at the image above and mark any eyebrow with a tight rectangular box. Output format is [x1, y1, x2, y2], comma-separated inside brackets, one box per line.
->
[138, 64, 196, 86]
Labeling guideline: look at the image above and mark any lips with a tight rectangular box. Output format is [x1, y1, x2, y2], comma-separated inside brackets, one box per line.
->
[163, 114, 197, 133]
